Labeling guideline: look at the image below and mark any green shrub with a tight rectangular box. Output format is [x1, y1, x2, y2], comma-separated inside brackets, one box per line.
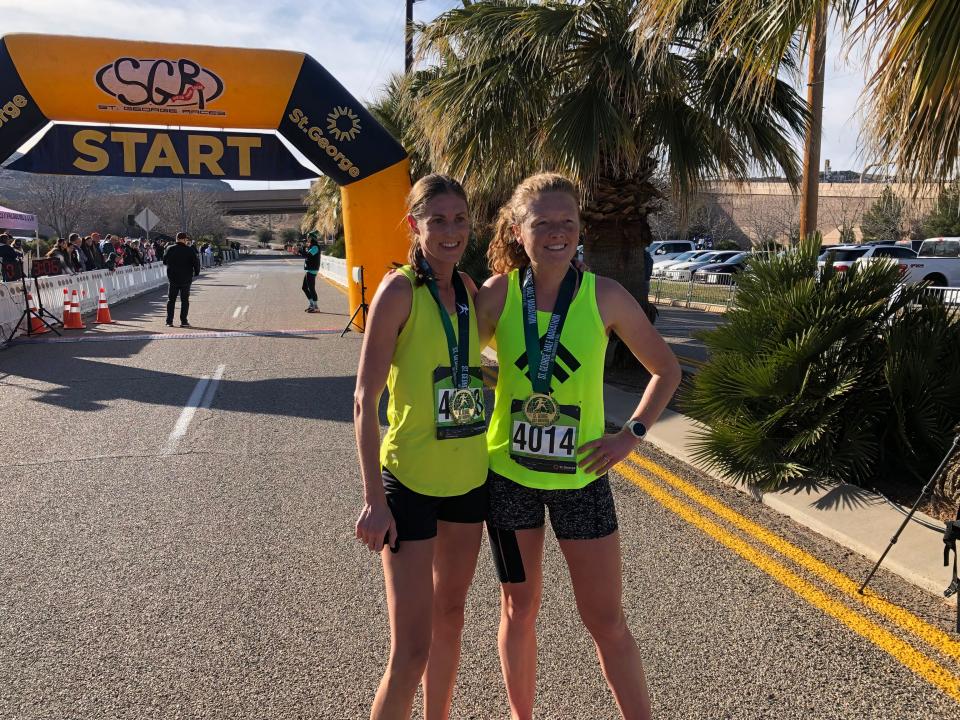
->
[713, 240, 742, 251]
[325, 234, 346, 259]
[257, 228, 275, 246]
[682, 235, 960, 491]
[280, 228, 299, 245]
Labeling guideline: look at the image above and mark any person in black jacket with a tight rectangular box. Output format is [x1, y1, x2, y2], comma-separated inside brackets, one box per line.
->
[163, 232, 201, 327]
[0, 233, 23, 281]
[298, 236, 321, 312]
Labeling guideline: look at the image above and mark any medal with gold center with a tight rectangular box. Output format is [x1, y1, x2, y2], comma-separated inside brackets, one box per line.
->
[520, 266, 578, 429]
[450, 388, 477, 425]
[522, 392, 559, 428]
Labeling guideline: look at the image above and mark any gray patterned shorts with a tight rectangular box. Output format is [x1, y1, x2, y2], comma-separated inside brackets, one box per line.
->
[487, 470, 618, 540]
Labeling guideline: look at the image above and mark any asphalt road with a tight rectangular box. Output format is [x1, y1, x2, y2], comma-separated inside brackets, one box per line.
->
[1, 252, 957, 719]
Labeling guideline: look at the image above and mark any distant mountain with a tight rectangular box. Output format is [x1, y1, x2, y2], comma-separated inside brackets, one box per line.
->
[0, 153, 231, 206]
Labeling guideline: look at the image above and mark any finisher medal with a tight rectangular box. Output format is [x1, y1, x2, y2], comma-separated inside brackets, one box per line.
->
[450, 388, 477, 425]
[522, 392, 560, 428]
[519, 265, 577, 425]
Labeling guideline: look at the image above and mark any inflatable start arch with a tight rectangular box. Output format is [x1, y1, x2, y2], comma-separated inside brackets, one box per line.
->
[0, 33, 412, 324]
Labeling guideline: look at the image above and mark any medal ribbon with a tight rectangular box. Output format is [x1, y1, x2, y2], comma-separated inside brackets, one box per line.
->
[522, 265, 577, 394]
[420, 258, 471, 390]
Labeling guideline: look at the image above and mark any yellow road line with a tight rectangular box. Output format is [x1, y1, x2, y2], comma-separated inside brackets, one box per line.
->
[673, 352, 705, 368]
[322, 276, 348, 295]
[615, 461, 960, 702]
[627, 452, 960, 665]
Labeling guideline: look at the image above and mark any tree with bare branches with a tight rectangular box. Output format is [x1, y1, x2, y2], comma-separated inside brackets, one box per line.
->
[21, 175, 94, 239]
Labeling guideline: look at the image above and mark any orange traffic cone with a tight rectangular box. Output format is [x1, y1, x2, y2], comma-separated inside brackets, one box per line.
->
[64, 289, 85, 329]
[95, 287, 114, 324]
[61, 288, 70, 325]
[26, 293, 50, 335]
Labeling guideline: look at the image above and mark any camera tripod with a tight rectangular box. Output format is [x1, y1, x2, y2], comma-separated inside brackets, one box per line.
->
[3, 274, 61, 345]
[858, 434, 960, 630]
[340, 265, 369, 337]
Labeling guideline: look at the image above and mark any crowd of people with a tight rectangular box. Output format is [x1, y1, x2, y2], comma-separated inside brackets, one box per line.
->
[41, 232, 185, 275]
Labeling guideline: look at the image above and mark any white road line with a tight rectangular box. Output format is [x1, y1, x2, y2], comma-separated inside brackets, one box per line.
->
[232, 306, 242, 319]
[200, 364, 226, 410]
[161, 364, 226, 454]
[162, 374, 211, 455]
[245, 284, 257, 290]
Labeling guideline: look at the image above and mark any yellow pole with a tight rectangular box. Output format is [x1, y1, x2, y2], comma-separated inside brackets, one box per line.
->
[340, 158, 411, 330]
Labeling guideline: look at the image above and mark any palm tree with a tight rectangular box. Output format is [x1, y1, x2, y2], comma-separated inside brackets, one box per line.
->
[302, 73, 429, 239]
[412, 0, 807, 300]
[636, 0, 960, 190]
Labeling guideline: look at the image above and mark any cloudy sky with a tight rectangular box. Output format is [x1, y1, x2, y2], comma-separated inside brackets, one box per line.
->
[1, 0, 871, 188]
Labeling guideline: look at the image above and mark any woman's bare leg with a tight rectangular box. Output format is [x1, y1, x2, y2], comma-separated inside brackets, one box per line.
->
[423, 520, 483, 720]
[558, 532, 651, 720]
[371, 538, 435, 720]
[497, 527, 546, 720]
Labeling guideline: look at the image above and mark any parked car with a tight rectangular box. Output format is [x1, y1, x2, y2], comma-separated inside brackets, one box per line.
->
[666, 250, 742, 281]
[817, 245, 871, 273]
[898, 237, 960, 287]
[651, 250, 713, 276]
[693, 252, 751, 282]
[648, 240, 696, 263]
[853, 244, 917, 269]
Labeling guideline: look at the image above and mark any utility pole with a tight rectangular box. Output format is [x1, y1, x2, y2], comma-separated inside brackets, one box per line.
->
[798, 6, 827, 241]
[405, 0, 424, 74]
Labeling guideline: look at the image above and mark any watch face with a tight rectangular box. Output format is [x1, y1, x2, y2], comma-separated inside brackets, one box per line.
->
[630, 421, 647, 438]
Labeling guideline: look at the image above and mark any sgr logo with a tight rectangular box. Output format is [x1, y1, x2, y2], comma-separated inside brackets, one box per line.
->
[0, 94, 28, 128]
[95, 58, 225, 115]
[326, 106, 361, 142]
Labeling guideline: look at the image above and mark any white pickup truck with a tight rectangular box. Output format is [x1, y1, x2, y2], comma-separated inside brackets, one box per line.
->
[898, 237, 960, 287]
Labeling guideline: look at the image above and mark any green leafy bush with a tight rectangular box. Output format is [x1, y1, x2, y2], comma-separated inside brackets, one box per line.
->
[683, 236, 960, 492]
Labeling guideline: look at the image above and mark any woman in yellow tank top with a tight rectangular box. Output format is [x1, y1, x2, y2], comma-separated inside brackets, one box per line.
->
[475, 173, 682, 720]
[354, 175, 488, 720]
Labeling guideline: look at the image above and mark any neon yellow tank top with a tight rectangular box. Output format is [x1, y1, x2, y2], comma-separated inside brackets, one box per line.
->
[488, 269, 608, 490]
[380, 266, 488, 496]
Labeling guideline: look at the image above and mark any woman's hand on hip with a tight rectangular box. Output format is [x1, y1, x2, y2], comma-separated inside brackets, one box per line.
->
[578, 430, 639, 476]
[356, 499, 397, 553]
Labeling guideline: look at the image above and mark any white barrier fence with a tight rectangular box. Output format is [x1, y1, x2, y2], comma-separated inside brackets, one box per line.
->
[0, 250, 243, 342]
[319, 254, 348, 287]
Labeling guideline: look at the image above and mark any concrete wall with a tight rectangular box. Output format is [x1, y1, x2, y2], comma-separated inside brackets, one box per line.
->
[697, 181, 940, 246]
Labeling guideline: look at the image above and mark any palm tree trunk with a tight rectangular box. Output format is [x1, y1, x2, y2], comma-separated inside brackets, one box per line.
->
[580, 164, 662, 371]
[799, 6, 827, 239]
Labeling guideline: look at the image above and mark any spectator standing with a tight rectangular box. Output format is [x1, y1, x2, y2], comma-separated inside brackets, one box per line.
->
[298, 236, 321, 312]
[125, 239, 144, 266]
[68, 233, 88, 273]
[0, 233, 23, 281]
[46, 238, 75, 275]
[163, 232, 201, 327]
[101, 235, 118, 271]
[83, 236, 105, 270]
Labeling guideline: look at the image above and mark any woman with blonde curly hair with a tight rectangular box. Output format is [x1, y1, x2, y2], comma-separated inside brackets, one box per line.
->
[476, 172, 681, 720]
[354, 173, 488, 720]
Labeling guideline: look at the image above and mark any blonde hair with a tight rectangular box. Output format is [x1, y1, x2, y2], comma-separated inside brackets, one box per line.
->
[488, 172, 580, 275]
[404, 173, 468, 285]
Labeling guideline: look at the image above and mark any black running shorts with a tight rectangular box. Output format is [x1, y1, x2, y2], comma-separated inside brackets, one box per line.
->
[487, 469, 618, 540]
[381, 467, 488, 541]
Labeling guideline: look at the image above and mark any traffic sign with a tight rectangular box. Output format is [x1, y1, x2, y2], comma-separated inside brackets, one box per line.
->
[134, 208, 159, 232]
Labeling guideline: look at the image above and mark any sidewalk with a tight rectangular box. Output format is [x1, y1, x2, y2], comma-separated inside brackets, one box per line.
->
[603, 383, 953, 599]
[482, 347, 952, 599]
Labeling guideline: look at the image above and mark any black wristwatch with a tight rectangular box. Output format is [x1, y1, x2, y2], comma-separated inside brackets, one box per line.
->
[624, 418, 647, 440]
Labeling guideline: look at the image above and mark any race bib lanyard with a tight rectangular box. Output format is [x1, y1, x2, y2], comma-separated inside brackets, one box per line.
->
[511, 265, 579, 473]
[420, 258, 485, 439]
